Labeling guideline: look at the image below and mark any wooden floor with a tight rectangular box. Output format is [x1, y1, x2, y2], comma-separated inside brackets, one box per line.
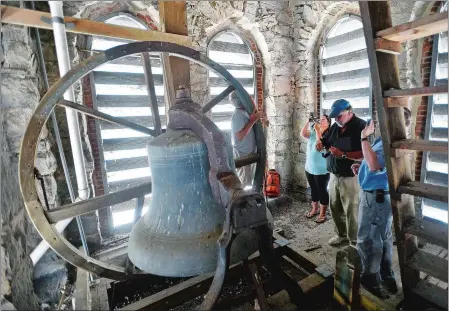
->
[273, 199, 404, 307]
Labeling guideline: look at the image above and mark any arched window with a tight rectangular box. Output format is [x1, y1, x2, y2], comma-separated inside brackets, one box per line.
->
[421, 2, 448, 223]
[89, 13, 162, 229]
[207, 32, 255, 133]
[320, 15, 371, 121]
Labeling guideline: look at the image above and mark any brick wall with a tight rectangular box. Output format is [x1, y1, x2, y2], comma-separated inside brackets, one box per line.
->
[247, 37, 264, 114]
[414, 2, 442, 181]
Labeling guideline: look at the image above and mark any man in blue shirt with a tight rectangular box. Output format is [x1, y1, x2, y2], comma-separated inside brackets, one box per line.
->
[351, 108, 411, 298]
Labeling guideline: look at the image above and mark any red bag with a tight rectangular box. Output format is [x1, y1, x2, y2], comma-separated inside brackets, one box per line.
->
[264, 169, 281, 197]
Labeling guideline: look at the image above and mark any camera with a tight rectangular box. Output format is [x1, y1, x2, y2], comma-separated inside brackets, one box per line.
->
[309, 113, 320, 123]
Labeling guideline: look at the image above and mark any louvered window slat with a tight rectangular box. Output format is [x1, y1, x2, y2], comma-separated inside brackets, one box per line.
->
[207, 32, 255, 132]
[421, 3, 448, 224]
[320, 16, 372, 122]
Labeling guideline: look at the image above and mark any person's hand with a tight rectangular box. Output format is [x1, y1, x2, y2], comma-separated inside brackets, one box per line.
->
[250, 111, 262, 122]
[315, 140, 323, 151]
[361, 120, 375, 139]
[351, 163, 361, 176]
[329, 146, 344, 157]
[260, 116, 270, 128]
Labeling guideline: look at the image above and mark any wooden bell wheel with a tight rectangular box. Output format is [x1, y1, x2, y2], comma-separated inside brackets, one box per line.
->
[19, 41, 266, 280]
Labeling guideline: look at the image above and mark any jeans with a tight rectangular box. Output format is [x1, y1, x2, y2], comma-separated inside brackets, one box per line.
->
[356, 191, 394, 281]
[329, 174, 360, 243]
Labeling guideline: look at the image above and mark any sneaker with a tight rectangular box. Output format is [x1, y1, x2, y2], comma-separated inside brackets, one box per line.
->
[328, 235, 348, 246]
[382, 277, 398, 294]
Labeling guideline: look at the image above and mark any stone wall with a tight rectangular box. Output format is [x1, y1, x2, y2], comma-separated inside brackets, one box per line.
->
[187, 1, 296, 190]
[1, 4, 43, 308]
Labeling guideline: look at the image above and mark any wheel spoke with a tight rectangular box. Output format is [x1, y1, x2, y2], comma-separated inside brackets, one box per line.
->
[234, 153, 260, 168]
[45, 182, 152, 223]
[56, 99, 157, 136]
[202, 85, 235, 114]
[142, 53, 162, 135]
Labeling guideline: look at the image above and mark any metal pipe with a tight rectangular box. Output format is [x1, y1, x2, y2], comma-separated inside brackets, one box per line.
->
[49, 1, 89, 201]
[29, 1, 89, 265]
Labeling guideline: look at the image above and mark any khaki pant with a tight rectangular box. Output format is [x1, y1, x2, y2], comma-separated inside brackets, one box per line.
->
[329, 174, 360, 243]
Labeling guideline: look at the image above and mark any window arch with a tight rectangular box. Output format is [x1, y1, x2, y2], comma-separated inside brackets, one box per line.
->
[320, 15, 371, 121]
[207, 31, 256, 133]
[88, 13, 162, 229]
[420, 2, 448, 223]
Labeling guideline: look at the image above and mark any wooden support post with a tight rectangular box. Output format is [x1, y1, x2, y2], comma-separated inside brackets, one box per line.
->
[159, 1, 190, 107]
[359, 1, 420, 300]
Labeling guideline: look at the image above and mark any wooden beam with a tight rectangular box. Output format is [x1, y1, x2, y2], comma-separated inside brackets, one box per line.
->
[397, 181, 448, 203]
[375, 38, 403, 54]
[74, 265, 91, 310]
[0, 5, 191, 46]
[159, 1, 190, 96]
[391, 139, 448, 153]
[384, 85, 448, 98]
[406, 249, 448, 283]
[383, 97, 408, 108]
[411, 279, 448, 309]
[403, 217, 448, 249]
[359, 1, 421, 298]
[377, 12, 448, 42]
[46, 182, 152, 223]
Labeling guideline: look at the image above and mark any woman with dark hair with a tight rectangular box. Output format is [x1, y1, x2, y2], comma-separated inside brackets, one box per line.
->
[300, 114, 331, 223]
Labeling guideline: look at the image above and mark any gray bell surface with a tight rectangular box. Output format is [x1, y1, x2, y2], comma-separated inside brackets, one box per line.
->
[128, 129, 270, 277]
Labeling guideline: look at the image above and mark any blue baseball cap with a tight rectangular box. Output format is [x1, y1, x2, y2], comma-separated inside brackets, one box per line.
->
[328, 99, 351, 118]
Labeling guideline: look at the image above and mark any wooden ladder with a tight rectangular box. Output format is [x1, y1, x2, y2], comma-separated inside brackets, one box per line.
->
[359, 3, 448, 309]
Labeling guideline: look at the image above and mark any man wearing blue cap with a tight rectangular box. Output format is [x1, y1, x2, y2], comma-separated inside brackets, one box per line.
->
[316, 99, 366, 246]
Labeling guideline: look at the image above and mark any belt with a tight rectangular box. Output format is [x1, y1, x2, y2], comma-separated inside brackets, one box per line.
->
[364, 189, 389, 195]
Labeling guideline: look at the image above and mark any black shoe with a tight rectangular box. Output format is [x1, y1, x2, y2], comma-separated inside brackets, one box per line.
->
[382, 277, 398, 294]
[364, 283, 390, 299]
[361, 274, 390, 299]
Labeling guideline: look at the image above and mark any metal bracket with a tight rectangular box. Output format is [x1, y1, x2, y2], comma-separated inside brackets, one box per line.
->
[315, 264, 335, 278]
[40, 16, 75, 29]
[274, 238, 290, 247]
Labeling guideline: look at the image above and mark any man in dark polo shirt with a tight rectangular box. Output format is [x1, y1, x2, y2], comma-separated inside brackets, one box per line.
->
[316, 99, 366, 246]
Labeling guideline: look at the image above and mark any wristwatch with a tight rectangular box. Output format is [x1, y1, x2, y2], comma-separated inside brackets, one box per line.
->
[361, 137, 369, 142]
[342, 152, 347, 159]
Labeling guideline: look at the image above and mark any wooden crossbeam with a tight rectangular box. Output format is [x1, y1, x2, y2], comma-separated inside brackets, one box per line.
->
[406, 249, 448, 283]
[0, 5, 191, 46]
[384, 85, 448, 98]
[411, 279, 449, 309]
[383, 97, 408, 108]
[375, 38, 403, 54]
[397, 181, 448, 203]
[377, 12, 448, 42]
[391, 139, 448, 153]
[403, 218, 448, 249]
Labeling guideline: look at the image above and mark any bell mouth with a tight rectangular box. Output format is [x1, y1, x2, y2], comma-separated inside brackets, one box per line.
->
[128, 215, 262, 277]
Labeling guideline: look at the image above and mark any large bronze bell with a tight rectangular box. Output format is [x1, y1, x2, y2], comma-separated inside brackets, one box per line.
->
[128, 128, 270, 277]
